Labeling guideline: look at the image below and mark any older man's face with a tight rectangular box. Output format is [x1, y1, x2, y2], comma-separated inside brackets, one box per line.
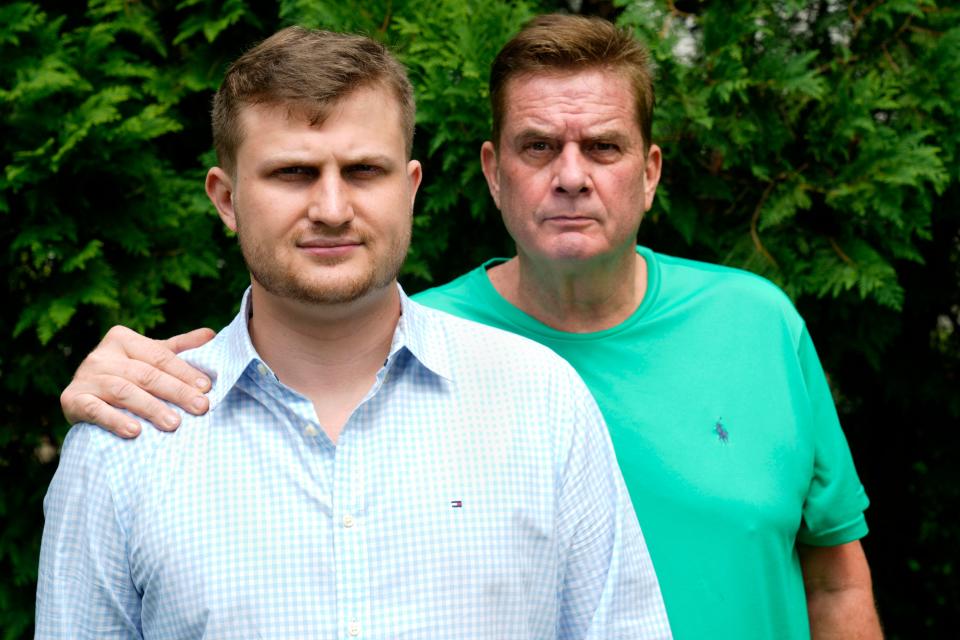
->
[482, 68, 661, 267]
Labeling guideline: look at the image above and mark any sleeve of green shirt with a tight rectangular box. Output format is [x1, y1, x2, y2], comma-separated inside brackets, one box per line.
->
[795, 324, 871, 546]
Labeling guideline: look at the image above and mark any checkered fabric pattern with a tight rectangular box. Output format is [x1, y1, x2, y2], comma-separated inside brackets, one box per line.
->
[37, 287, 671, 639]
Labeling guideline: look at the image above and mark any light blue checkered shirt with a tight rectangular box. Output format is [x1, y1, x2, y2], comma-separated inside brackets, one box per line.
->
[37, 287, 670, 639]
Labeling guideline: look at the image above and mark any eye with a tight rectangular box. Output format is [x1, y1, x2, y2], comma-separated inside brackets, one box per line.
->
[521, 140, 556, 157]
[345, 164, 384, 179]
[590, 141, 620, 153]
[586, 141, 623, 162]
[273, 166, 317, 180]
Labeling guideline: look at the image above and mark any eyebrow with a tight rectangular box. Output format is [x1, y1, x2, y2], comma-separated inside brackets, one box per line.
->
[513, 128, 555, 143]
[259, 152, 397, 168]
[513, 128, 634, 147]
[342, 153, 396, 168]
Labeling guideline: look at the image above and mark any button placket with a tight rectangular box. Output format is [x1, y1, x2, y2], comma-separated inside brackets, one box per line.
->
[333, 426, 370, 640]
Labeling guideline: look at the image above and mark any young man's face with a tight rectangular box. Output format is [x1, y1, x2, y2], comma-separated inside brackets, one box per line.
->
[481, 68, 661, 268]
[207, 85, 421, 306]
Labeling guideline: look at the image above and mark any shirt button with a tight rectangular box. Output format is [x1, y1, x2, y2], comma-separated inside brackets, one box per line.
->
[342, 514, 355, 528]
[348, 621, 360, 636]
[304, 424, 319, 437]
[256, 363, 268, 376]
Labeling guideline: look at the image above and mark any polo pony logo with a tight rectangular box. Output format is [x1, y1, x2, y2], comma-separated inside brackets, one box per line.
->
[714, 417, 729, 443]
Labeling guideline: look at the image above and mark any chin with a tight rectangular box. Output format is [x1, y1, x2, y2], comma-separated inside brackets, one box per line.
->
[540, 238, 608, 262]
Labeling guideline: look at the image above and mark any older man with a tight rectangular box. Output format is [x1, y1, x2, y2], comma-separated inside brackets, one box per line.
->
[38, 26, 670, 639]
[59, 14, 881, 640]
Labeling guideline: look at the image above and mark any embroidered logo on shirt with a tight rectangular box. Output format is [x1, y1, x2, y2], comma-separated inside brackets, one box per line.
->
[713, 417, 729, 443]
[450, 500, 462, 508]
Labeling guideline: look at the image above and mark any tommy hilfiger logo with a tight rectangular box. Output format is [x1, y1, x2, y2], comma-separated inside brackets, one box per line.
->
[714, 417, 729, 443]
[450, 500, 462, 508]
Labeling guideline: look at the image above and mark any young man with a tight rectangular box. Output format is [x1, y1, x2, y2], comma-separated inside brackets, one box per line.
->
[38, 26, 670, 639]
[60, 15, 882, 639]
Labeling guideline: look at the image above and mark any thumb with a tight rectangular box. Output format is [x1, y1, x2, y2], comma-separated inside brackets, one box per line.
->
[163, 328, 217, 354]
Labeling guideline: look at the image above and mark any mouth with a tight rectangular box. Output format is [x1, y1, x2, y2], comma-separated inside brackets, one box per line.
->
[297, 238, 362, 257]
[542, 215, 597, 227]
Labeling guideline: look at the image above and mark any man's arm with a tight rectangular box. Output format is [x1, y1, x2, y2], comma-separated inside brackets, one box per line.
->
[60, 326, 215, 437]
[799, 541, 883, 640]
[36, 426, 142, 638]
[557, 378, 671, 639]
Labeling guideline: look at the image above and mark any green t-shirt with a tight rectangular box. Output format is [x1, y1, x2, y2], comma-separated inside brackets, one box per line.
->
[413, 246, 869, 640]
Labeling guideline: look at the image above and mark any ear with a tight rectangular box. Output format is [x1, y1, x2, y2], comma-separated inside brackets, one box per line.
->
[480, 141, 501, 209]
[206, 167, 237, 232]
[642, 144, 663, 212]
[406, 159, 423, 209]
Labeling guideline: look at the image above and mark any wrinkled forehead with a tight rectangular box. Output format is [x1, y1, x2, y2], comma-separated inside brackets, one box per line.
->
[500, 68, 638, 130]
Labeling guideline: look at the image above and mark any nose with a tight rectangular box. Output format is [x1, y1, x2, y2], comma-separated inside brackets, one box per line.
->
[306, 173, 353, 227]
[554, 143, 591, 195]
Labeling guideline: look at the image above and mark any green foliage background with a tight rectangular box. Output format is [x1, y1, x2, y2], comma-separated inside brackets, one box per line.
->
[2, 0, 957, 636]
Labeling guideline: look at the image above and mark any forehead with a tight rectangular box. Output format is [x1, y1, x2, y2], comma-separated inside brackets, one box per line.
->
[500, 68, 638, 136]
[235, 85, 406, 158]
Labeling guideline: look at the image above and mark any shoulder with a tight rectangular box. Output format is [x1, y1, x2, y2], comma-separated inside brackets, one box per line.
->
[658, 251, 792, 300]
[407, 298, 589, 397]
[61, 419, 157, 460]
[46, 421, 159, 527]
[409, 296, 556, 358]
[653, 250, 805, 333]
[57, 416, 174, 482]
[406, 299, 606, 465]
[412, 263, 493, 315]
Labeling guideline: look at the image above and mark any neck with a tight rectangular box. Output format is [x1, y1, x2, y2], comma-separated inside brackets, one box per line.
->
[247, 282, 400, 441]
[488, 247, 646, 333]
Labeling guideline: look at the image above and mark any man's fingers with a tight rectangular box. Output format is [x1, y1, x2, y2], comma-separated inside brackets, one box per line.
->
[62, 374, 181, 432]
[102, 375, 187, 431]
[62, 393, 143, 438]
[61, 325, 213, 433]
[110, 326, 214, 393]
[164, 328, 217, 355]
[117, 360, 210, 418]
[62, 371, 194, 434]
[162, 328, 216, 392]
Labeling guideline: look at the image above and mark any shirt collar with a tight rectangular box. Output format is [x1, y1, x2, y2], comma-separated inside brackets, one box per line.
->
[393, 286, 453, 381]
[186, 285, 453, 412]
[186, 288, 262, 412]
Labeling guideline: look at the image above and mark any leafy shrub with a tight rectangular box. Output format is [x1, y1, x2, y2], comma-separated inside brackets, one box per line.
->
[1, 1, 956, 637]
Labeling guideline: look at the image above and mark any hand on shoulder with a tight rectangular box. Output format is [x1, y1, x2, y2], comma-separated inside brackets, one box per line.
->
[60, 326, 216, 437]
